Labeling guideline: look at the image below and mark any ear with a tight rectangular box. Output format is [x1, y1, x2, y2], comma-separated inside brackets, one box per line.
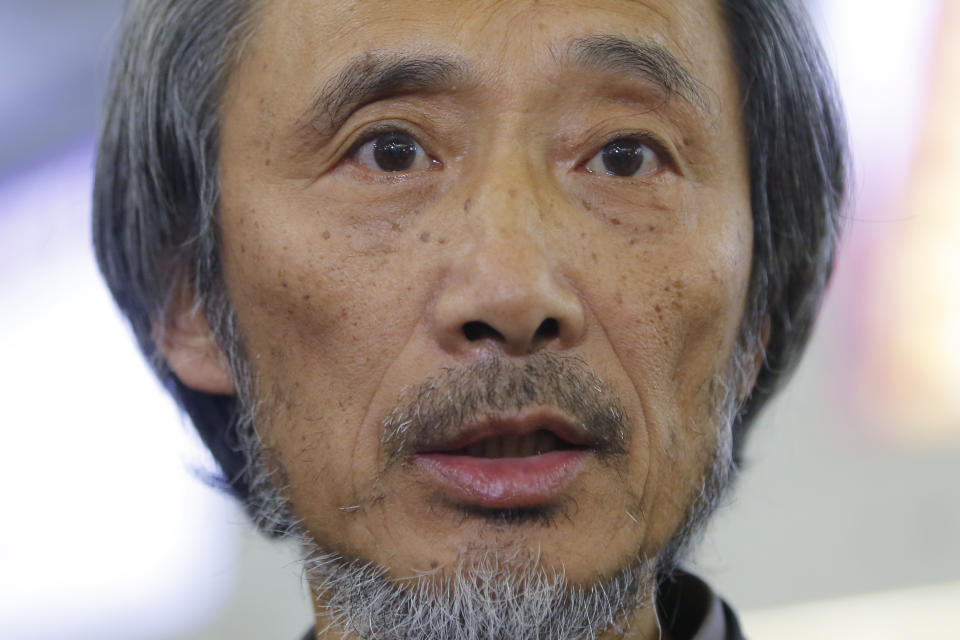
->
[157, 295, 236, 396]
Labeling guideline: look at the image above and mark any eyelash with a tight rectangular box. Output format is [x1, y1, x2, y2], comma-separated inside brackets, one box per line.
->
[340, 125, 673, 178]
[346, 124, 433, 164]
[350, 123, 416, 151]
[580, 131, 672, 176]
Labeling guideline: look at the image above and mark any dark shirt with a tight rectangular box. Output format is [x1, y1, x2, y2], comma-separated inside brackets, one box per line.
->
[658, 570, 746, 639]
[300, 570, 745, 639]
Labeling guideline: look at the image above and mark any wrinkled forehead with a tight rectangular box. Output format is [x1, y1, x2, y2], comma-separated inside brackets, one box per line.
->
[248, 0, 728, 59]
[230, 0, 739, 124]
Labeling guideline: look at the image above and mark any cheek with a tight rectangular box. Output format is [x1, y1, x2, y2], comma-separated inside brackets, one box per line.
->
[217, 198, 435, 487]
[605, 246, 746, 410]
[588, 200, 750, 542]
[223, 196, 418, 363]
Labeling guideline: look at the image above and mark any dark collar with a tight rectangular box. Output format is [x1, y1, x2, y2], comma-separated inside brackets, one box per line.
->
[657, 569, 745, 640]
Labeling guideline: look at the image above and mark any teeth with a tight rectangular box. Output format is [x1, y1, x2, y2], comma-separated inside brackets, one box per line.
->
[468, 442, 485, 457]
[518, 433, 537, 457]
[459, 431, 564, 458]
[502, 435, 520, 458]
[536, 431, 556, 455]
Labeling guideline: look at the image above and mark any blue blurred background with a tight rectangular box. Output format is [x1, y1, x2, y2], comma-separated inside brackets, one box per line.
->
[1, 1, 958, 638]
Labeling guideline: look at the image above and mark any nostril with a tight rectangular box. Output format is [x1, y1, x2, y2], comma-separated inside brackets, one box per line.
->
[463, 321, 504, 342]
[534, 318, 559, 341]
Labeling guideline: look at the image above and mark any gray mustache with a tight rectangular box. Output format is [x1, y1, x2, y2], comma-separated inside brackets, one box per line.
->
[382, 352, 630, 460]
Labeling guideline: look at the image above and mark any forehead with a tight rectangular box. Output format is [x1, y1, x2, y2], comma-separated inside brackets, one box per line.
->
[235, 0, 736, 112]
[252, 0, 726, 48]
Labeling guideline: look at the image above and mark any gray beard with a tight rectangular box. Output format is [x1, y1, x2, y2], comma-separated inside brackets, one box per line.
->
[300, 545, 656, 640]
[227, 352, 744, 640]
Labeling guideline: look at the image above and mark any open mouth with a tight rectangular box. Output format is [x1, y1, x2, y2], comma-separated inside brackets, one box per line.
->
[413, 415, 594, 508]
[435, 429, 586, 459]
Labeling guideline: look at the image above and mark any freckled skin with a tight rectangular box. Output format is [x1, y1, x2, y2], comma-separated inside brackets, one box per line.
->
[203, 0, 754, 637]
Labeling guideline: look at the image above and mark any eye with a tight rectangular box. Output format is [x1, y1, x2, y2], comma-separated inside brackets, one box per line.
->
[351, 131, 433, 173]
[584, 138, 661, 177]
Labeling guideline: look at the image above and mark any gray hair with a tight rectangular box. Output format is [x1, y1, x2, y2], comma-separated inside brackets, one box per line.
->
[93, 0, 258, 492]
[93, 0, 846, 503]
[719, 0, 847, 455]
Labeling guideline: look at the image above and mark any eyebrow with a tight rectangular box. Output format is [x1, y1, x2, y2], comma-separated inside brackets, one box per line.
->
[298, 35, 710, 143]
[563, 35, 711, 116]
[302, 52, 468, 139]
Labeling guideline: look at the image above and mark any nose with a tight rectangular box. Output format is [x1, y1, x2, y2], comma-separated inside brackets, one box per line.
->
[431, 185, 586, 357]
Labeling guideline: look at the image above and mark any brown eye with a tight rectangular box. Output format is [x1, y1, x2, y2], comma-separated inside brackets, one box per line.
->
[353, 131, 431, 172]
[584, 138, 660, 177]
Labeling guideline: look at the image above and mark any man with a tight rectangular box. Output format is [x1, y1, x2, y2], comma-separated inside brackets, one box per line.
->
[93, 0, 846, 638]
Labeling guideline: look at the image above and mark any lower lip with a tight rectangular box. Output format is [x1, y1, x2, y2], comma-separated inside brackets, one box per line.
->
[413, 450, 591, 508]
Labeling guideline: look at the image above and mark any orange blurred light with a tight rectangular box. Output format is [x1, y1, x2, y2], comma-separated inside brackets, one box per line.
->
[868, 0, 960, 444]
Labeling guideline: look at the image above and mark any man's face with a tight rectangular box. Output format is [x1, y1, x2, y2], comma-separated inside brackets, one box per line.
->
[213, 0, 751, 620]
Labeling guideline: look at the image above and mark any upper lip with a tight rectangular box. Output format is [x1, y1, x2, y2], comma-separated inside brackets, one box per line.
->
[415, 409, 594, 454]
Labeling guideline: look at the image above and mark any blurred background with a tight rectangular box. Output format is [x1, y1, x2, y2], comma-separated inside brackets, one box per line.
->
[0, 1, 957, 638]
